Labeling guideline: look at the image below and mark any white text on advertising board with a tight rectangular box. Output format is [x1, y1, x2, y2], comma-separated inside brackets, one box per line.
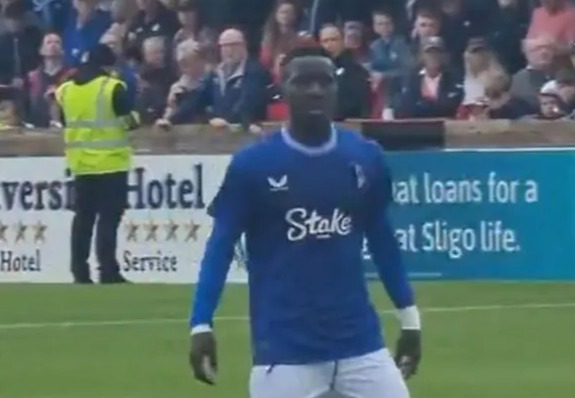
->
[0, 164, 206, 211]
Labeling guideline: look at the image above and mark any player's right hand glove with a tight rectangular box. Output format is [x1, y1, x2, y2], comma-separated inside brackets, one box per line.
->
[394, 329, 421, 379]
[189, 331, 218, 385]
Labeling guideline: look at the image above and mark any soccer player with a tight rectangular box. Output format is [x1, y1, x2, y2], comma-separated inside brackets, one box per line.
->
[188, 47, 422, 398]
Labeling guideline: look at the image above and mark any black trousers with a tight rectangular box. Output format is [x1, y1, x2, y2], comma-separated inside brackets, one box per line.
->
[70, 172, 128, 282]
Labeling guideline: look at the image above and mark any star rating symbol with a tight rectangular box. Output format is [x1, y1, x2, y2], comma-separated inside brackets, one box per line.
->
[184, 219, 200, 242]
[125, 220, 139, 242]
[14, 221, 27, 243]
[144, 219, 159, 242]
[165, 219, 179, 241]
[122, 218, 201, 243]
[0, 220, 7, 242]
[32, 221, 47, 243]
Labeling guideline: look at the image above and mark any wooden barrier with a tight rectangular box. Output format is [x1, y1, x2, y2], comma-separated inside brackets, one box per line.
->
[1, 120, 575, 156]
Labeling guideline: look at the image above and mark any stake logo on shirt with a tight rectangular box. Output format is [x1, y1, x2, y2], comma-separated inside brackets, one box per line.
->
[285, 208, 352, 241]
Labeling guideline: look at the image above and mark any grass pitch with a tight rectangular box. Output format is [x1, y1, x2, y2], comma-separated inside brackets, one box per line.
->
[0, 282, 574, 398]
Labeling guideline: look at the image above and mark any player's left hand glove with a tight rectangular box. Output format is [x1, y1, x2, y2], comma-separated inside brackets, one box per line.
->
[189, 331, 218, 385]
[394, 329, 421, 379]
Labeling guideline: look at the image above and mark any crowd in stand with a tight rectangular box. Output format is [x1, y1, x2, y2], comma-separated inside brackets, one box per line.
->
[1, 0, 575, 131]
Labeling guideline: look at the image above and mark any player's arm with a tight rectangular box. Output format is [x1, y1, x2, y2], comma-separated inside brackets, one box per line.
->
[188, 154, 252, 385]
[364, 142, 422, 378]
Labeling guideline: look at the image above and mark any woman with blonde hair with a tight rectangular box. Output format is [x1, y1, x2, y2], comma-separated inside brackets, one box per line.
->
[462, 38, 506, 106]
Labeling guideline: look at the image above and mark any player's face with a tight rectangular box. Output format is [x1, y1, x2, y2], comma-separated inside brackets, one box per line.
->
[282, 56, 337, 119]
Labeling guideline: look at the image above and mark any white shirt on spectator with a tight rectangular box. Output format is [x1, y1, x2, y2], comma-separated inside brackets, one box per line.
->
[463, 74, 487, 105]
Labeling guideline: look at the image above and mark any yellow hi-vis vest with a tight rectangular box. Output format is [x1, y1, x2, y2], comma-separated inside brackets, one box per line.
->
[55, 75, 132, 176]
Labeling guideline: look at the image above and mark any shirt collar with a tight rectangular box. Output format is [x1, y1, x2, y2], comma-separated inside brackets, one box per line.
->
[281, 124, 337, 156]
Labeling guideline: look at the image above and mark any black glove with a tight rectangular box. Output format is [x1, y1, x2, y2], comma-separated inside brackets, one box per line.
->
[189, 331, 218, 385]
[394, 329, 421, 379]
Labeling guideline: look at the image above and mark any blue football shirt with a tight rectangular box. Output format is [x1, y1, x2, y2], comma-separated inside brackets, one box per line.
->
[190, 126, 414, 365]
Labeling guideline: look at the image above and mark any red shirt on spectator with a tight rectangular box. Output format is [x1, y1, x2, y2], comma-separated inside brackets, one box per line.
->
[527, 1, 575, 47]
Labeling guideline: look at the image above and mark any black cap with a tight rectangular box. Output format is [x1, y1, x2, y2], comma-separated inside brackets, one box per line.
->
[82, 44, 116, 67]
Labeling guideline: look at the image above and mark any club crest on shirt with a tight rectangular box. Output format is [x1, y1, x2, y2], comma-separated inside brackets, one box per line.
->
[352, 163, 366, 189]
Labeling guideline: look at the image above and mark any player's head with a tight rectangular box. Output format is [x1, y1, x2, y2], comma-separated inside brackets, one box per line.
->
[280, 47, 337, 122]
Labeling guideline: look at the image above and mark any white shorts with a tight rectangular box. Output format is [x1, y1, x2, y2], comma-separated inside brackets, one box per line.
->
[249, 348, 410, 398]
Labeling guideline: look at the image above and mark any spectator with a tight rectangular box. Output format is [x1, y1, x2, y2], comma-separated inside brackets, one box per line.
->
[0, 1, 43, 86]
[369, 9, 412, 112]
[483, 73, 533, 120]
[209, 28, 269, 132]
[526, 84, 569, 120]
[260, 0, 302, 72]
[157, 38, 212, 126]
[63, 0, 112, 66]
[126, 0, 180, 48]
[319, 25, 371, 120]
[173, 0, 215, 52]
[486, 0, 529, 75]
[540, 67, 575, 113]
[461, 38, 505, 106]
[343, 21, 368, 67]
[136, 35, 176, 124]
[370, 9, 412, 75]
[527, 0, 575, 51]
[511, 36, 556, 109]
[410, 8, 452, 59]
[27, 32, 72, 127]
[395, 36, 463, 119]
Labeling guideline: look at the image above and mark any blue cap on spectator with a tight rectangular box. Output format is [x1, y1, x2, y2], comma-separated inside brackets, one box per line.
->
[81, 44, 117, 67]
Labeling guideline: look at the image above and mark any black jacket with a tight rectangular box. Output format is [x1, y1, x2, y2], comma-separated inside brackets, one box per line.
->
[488, 97, 534, 120]
[331, 50, 371, 120]
[395, 69, 463, 119]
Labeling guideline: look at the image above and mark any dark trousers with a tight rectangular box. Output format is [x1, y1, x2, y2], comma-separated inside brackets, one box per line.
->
[70, 172, 128, 282]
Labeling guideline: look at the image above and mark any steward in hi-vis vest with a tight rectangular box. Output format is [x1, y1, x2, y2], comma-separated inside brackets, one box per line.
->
[55, 44, 136, 284]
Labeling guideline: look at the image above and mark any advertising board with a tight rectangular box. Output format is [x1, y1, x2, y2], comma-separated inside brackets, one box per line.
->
[2, 148, 574, 283]
[0, 155, 248, 283]
[373, 149, 575, 280]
